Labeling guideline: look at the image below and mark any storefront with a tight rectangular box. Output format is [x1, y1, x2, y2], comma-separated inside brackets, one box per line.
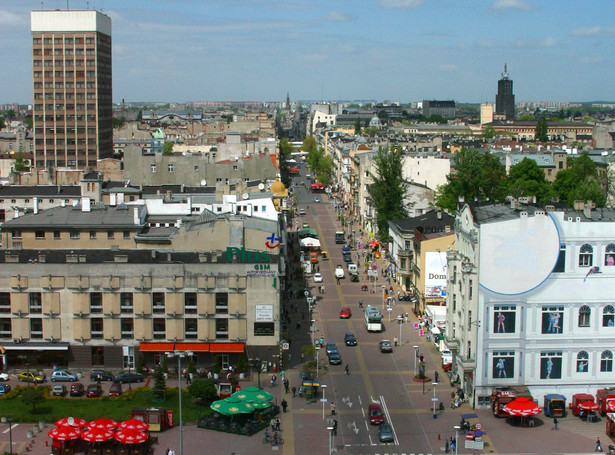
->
[2, 342, 70, 370]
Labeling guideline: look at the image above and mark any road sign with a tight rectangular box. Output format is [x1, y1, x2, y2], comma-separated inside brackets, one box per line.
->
[282, 342, 290, 350]
[387, 307, 392, 312]
[474, 429, 482, 438]
[304, 290, 310, 297]
[474, 422, 483, 430]
[320, 398, 328, 403]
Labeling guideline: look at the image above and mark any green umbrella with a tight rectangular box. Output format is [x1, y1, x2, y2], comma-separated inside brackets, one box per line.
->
[250, 401, 273, 410]
[232, 386, 274, 403]
[210, 397, 254, 415]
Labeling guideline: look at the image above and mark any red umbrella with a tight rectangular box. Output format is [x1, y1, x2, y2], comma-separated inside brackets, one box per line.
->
[369, 241, 380, 248]
[48, 426, 82, 441]
[114, 429, 148, 445]
[81, 428, 114, 443]
[118, 418, 149, 431]
[87, 418, 118, 431]
[606, 401, 615, 412]
[55, 417, 88, 429]
[503, 397, 542, 417]
[579, 400, 600, 412]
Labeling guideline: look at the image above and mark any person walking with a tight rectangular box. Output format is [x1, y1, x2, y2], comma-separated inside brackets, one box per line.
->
[292, 385, 297, 397]
[551, 417, 558, 430]
[596, 437, 603, 452]
[435, 371, 439, 383]
[331, 403, 336, 415]
[284, 377, 289, 393]
[281, 399, 288, 413]
[344, 364, 350, 375]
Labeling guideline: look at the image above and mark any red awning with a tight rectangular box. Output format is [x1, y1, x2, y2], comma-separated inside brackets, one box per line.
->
[174, 343, 210, 352]
[139, 343, 175, 352]
[210, 343, 245, 353]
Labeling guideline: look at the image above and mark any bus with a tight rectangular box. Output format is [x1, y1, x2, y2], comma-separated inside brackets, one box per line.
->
[365, 305, 383, 332]
[335, 231, 345, 244]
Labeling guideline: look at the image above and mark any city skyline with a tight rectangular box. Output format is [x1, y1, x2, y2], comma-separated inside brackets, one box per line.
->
[1, 0, 614, 104]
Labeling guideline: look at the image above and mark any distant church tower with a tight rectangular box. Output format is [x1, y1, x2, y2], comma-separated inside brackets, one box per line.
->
[286, 92, 291, 110]
[495, 64, 515, 120]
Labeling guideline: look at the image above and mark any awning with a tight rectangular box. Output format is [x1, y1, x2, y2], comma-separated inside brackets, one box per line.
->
[139, 343, 175, 352]
[138, 342, 244, 353]
[4, 344, 69, 351]
[174, 343, 210, 353]
[300, 237, 321, 248]
[425, 305, 447, 324]
[210, 343, 244, 353]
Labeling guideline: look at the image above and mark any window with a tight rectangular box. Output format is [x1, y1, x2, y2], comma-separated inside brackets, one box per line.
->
[541, 306, 564, 334]
[0, 294, 10, 313]
[153, 318, 166, 339]
[215, 293, 228, 314]
[494, 305, 516, 333]
[13, 231, 22, 239]
[70, 230, 79, 239]
[90, 293, 103, 313]
[30, 318, 43, 339]
[577, 351, 589, 373]
[601, 350, 613, 372]
[90, 318, 103, 339]
[184, 293, 197, 314]
[606, 244, 615, 266]
[123, 231, 131, 239]
[152, 293, 165, 313]
[123, 345, 135, 369]
[90, 231, 96, 239]
[29, 292, 42, 314]
[121, 318, 133, 337]
[578, 305, 591, 327]
[54, 231, 61, 240]
[107, 231, 115, 239]
[579, 243, 593, 267]
[492, 351, 514, 379]
[0, 318, 11, 337]
[120, 293, 133, 312]
[35, 231, 45, 239]
[540, 351, 562, 379]
[215, 318, 229, 340]
[553, 244, 566, 273]
[603, 305, 615, 327]
[151, 164, 157, 173]
[185, 318, 198, 339]
[168, 164, 174, 173]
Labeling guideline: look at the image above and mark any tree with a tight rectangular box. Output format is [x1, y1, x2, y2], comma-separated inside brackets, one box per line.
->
[112, 117, 126, 129]
[152, 366, 166, 401]
[535, 115, 548, 142]
[553, 151, 605, 207]
[136, 355, 144, 374]
[354, 118, 361, 135]
[12, 152, 29, 172]
[188, 378, 219, 404]
[507, 158, 552, 201]
[482, 126, 495, 139]
[162, 141, 174, 156]
[161, 354, 169, 373]
[368, 146, 409, 241]
[278, 138, 294, 188]
[23, 115, 32, 130]
[21, 386, 45, 412]
[0, 117, 5, 130]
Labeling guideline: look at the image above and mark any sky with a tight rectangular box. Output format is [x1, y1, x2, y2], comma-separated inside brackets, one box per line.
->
[1, 0, 614, 104]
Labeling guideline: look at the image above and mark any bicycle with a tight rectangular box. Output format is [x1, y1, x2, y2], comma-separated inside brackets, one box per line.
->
[263, 432, 284, 446]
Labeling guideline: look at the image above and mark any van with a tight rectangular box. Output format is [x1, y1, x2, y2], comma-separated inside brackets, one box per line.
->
[369, 403, 384, 424]
[441, 349, 452, 366]
[348, 263, 358, 274]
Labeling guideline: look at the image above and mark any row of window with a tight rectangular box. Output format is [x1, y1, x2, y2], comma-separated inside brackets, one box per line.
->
[33, 37, 99, 45]
[12, 230, 132, 240]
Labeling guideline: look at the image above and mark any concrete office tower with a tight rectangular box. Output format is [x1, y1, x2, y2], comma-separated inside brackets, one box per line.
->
[31, 10, 112, 169]
[495, 63, 515, 120]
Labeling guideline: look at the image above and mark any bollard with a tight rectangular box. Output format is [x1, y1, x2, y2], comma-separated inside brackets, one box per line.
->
[438, 434, 441, 440]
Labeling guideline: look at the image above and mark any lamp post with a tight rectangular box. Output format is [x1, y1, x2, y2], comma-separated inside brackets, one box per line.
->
[413, 346, 419, 377]
[454, 425, 460, 455]
[432, 382, 438, 418]
[167, 350, 192, 455]
[315, 344, 320, 378]
[249, 358, 262, 388]
[327, 423, 334, 455]
[2, 417, 13, 455]
[25, 362, 30, 388]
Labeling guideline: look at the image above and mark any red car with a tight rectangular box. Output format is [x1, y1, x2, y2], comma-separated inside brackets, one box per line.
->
[369, 403, 384, 425]
[86, 383, 103, 398]
[339, 307, 352, 319]
[70, 383, 84, 397]
[109, 382, 123, 396]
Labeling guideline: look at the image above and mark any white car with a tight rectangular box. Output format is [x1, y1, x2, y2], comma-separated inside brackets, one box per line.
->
[0, 372, 8, 381]
[335, 265, 345, 279]
[441, 349, 453, 365]
[314, 273, 323, 283]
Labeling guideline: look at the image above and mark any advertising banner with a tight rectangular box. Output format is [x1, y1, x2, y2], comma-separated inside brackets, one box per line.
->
[425, 251, 447, 298]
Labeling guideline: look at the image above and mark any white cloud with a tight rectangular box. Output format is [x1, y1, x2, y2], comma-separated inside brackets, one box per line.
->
[491, 0, 533, 11]
[513, 37, 558, 48]
[379, 0, 425, 9]
[0, 10, 26, 29]
[572, 26, 615, 37]
[322, 11, 354, 22]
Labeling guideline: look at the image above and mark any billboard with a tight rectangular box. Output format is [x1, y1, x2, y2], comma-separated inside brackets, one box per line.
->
[425, 251, 447, 298]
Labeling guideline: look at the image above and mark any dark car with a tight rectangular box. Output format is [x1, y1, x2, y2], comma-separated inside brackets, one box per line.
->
[325, 343, 338, 356]
[114, 372, 144, 384]
[379, 423, 394, 442]
[109, 382, 123, 396]
[0, 384, 11, 395]
[379, 340, 393, 353]
[70, 383, 85, 397]
[344, 332, 357, 346]
[399, 293, 412, 301]
[343, 253, 352, 263]
[328, 352, 342, 365]
[90, 369, 114, 381]
[350, 273, 359, 282]
[86, 383, 103, 398]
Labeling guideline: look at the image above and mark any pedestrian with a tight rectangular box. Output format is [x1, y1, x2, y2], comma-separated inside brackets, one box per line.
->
[331, 403, 336, 415]
[333, 419, 338, 436]
[596, 437, 603, 452]
[344, 364, 350, 375]
[284, 378, 289, 393]
[420, 354, 424, 363]
[552, 417, 558, 430]
[166, 448, 170, 455]
[435, 371, 439, 383]
[271, 374, 277, 387]
[292, 385, 297, 397]
[168, 449, 175, 455]
[299, 386, 304, 397]
[394, 336, 398, 347]
[186, 372, 192, 385]
[281, 399, 288, 413]
[270, 418, 276, 431]
[275, 417, 281, 431]
[296, 321, 301, 329]
[322, 285, 325, 294]
[320, 336, 324, 346]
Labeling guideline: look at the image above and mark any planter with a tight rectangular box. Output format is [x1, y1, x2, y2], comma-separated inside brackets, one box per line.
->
[32, 426, 39, 434]
[39, 421, 45, 430]
[239, 373, 245, 379]
[27, 431, 33, 439]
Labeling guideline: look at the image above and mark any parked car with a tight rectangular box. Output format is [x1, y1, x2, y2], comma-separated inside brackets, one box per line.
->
[325, 343, 338, 356]
[344, 332, 357, 346]
[299, 209, 306, 216]
[51, 370, 78, 382]
[90, 369, 114, 381]
[51, 385, 67, 397]
[313, 273, 323, 283]
[379, 423, 395, 442]
[339, 307, 352, 319]
[379, 340, 393, 353]
[0, 372, 9, 382]
[350, 273, 359, 282]
[86, 383, 103, 398]
[18, 371, 45, 384]
[114, 372, 144, 384]
[109, 382, 123, 396]
[335, 265, 345, 279]
[441, 349, 453, 366]
[0, 384, 11, 395]
[313, 197, 320, 203]
[369, 403, 384, 424]
[328, 352, 342, 365]
[70, 383, 85, 397]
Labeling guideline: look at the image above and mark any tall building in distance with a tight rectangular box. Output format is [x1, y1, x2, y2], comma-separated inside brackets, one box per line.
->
[31, 10, 112, 169]
[495, 63, 515, 120]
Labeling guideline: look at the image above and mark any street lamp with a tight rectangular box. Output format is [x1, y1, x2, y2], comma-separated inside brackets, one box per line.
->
[2, 417, 13, 455]
[25, 362, 31, 388]
[454, 425, 460, 455]
[413, 346, 419, 377]
[315, 344, 321, 378]
[327, 423, 334, 455]
[249, 358, 262, 388]
[166, 350, 193, 455]
[432, 382, 438, 418]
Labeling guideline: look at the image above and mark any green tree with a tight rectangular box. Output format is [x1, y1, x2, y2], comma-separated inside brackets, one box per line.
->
[553, 151, 605, 207]
[23, 115, 32, 130]
[3, 110, 15, 121]
[136, 355, 144, 374]
[112, 117, 126, 129]
[162, 141, 174, 156]
[188, 378, 219, 404]
[354, 118, 361, 135]
[368, 146, 409, 241]
[0, 117, 5, 130]
[535, 115, 548, 142]
[482, 126, 495, 139]
[21, 386, 45, 412]
[161, 355, 169, 374]
[507, 158, 552, 201]
[153, 367, 166, 401]
[279, 138, 294, 188]
[136, 109, 143, 121]
[12, 152, 29, 172]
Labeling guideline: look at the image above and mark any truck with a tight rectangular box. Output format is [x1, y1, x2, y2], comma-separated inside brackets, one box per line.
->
[491, 386, 531, 417]
[595, 387, 615, 415]
[335, 265, 345, 279]
[543, 394, 566, 417]
[571, 393, 595, 416]
[335, 231, 345, 244]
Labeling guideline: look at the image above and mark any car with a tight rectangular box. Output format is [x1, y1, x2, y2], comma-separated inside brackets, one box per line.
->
[335, 265, 345, 279]
[0, 372, 8, 382]
[313, 197, 320, 203]
[343, 253, 352, 263]
[109, 382, 123, 396]
[70, 383, 85, 397]
[90, 369, 114, 381]
[379, 340, 393, 353]
[325, 342, 338, 356]
[51, 370, 78, 382]
[314, 273, 323, 283]
[328, 352, 342, 365]
[299, 208, 306, 216]
[18, 371, 45, 384]
[0, 384, 11, 395]
[350, 273, 359, 282]
[369, 403, 384, 424]
[306, 173, 312, 179]
[86, 383, 103, 398]
[344, 332, 357, 346]
[441, 349, 453, 365]
[339, 307, 352, 319]
[379, 423, 395, 442]
[114, 372, 144, 384]
[51, 385, 67, 397]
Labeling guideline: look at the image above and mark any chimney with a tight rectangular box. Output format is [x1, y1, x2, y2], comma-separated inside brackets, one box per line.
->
[583, 202, 592, 219]
[14, 208, 19, 219]
[110, 193, 117, 206]
[573, 200, 584, 210]
[81, 197, 91, 212]
[33, 197, 38, 214]
[437, 211, 442, 220]
[133, 207, 140, 225]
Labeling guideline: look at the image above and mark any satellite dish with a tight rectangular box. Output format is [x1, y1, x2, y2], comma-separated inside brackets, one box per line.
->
[258, 183, 265, 191]
[242, 193, 249, 200]
[200, 179, 206, 186]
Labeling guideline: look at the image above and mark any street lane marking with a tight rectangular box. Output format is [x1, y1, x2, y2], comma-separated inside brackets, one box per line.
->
[2, 424, 17, 434]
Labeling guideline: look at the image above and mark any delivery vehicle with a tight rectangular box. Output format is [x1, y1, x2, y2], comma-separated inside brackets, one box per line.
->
[365, 305, 383, 332]
[491, 387, 517, 417]
[571, 393, 595, 416]
[596, 387, 615, 416]
[544, 394, 566, 417]
[310, 251, 318, 264]
[335, 265, 345, 279]
[335, 231, 345, 244]
[348, 263, 358, 274]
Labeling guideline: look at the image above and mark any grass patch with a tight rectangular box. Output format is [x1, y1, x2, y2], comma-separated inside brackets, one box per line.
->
[0, 386, 212, 424]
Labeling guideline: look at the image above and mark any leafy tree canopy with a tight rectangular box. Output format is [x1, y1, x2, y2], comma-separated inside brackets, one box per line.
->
[162, 141, 174, 156]
[188, 378, 219, 403]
